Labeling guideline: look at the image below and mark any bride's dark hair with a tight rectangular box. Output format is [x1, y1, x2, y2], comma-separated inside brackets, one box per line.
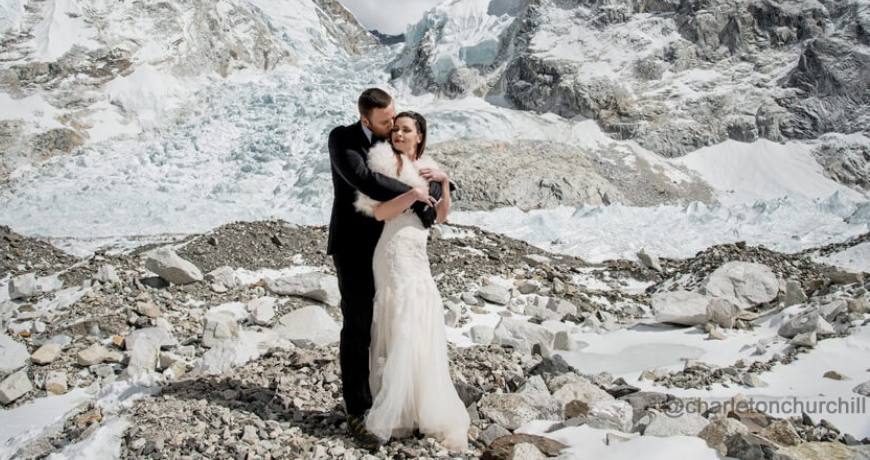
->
[391, 111, 427, 175]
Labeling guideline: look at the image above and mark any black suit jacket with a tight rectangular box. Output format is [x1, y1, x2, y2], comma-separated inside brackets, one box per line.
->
[327, 121, 411, 255]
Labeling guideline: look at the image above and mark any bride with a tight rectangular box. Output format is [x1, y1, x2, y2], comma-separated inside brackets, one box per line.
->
[353, 111, 470, 452]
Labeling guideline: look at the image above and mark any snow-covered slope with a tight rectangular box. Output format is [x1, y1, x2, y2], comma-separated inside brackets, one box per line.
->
[0, 0, 376, 178]
[392, 0, 870, 159]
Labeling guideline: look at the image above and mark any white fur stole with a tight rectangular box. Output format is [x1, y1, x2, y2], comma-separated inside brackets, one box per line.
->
[354, 142, 440, 217]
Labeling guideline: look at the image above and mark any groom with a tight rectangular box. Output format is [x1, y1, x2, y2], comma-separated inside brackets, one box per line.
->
[327, 88, 436, 448]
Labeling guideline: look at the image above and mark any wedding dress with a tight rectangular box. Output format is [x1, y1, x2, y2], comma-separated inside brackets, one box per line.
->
[354, 142, 470, 452]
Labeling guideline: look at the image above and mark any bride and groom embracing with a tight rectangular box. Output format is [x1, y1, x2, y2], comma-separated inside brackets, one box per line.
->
[326, 88, 470, 452]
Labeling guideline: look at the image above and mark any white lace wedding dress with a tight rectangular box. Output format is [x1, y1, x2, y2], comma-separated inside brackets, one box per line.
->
[354, 142, 470, 452]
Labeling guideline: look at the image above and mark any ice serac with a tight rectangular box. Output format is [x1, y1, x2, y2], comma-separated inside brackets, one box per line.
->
[393, 0, 870, 158]
[0, 0, 379, 177]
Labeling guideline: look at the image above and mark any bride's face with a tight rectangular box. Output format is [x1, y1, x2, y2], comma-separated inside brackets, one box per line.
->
[391, 117, 421, 158]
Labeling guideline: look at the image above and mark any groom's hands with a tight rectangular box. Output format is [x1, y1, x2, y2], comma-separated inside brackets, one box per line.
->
[412, 187, 438, 208]
[419, 168, 448, 183]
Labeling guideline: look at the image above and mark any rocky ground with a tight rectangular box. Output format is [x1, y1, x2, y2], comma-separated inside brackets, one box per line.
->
[1, 220, 869, 459]
[428, 140, 715, 210]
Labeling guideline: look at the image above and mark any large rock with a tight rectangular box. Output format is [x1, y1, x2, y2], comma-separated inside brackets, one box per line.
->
[94, 265, 121, 284]
[706, 298, 742, 328]
[699, 417, 750, 455]
[0, 334, 29, 372]
[206, 266, 241, 290]
[510, 443, 546, 460]
[8, 273, 63, 300]
[853, 381, 870, 397]
[524, 296, 563, 321]
[784, 280, 807, 307]
[480, 423, 511, 446]
[619, 392, 673, 422]
[470, 325, 495, 345]
[492, 318, 555, 354]
[819, 299, 848, 322]
[126, 326, 178, 351]
[548, 373, 614, 407]
[76, 344, 111, 366]
[483, 434, 568, 460]
[705, 262, 779, 309]
[144, 248, 203, 284]
[0, 369, 33, 404]
[276, 306, 340, 346]
[30, 343, 62, 365]
[637, 249, 663, 272]
[44, 371, 68, 395]
[586, 399, 633, 432]
[651, 290, 710, 326]
[642, 411, 709, 437]
[478, 284, 511, 305]
[779, 441, 868, 460]
[125, 328, 173, 380]
[266, 272, 340, 307]
[202, 311, 240, 348]
[777, 308, 835, 339]
[195, 334, 262, 376]
[759, 420, 801, 447]
[724, 433, 781, 459]
[247, 297, 276, 325]
[478, 391, 562, 430]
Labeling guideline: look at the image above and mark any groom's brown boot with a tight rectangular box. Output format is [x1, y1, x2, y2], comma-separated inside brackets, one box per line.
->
[346, 414, 384, 451]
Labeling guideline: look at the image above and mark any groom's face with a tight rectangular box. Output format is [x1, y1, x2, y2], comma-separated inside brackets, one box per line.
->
[362, 103, 396, 139]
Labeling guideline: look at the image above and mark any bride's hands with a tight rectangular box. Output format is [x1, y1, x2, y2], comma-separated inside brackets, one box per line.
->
[419, 168, 448, 183]
[412, 187, 438, 207]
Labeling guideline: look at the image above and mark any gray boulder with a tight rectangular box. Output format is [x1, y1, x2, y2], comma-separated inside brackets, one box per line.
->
[266, 272, 340, 307]
[637, 249, 663, 272]
[481, 423, 511, 446]
[549, 373, 614, 407]
[705, 262, 779, 309]
[470, 325, 495, 345]
[145, 248, 203, 284]
[126, 326, 178, 350]
[30, 343, 62, 365]
[276, 305, 340, 346]
[202, 312, 240, 348]
[478, 391, 562, 430]
[642, 411, 709, 437]
[698, 417, 749, 456]
[525, 296, 563, 321]
[651, 290, 710, 326]
[0, 369, 33, 404]
[777, 308, 835, 339]
[478, 284, 511, 305]
[784, 280, 807, 306]
[492, 318, 555, 354]
[706, 298, 742, 328]
[247, 297, 276, 326]
[586, 399, 634, 432]
[0, 334, 29, 373]
[8, 273, 63, 300]
[94, 265, 121, 284]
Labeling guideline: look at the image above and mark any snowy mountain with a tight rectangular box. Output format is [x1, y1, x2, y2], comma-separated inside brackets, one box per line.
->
[0, 0, 866, 258]
[0, 0, 375, 178]
[391, 0, 870, 159]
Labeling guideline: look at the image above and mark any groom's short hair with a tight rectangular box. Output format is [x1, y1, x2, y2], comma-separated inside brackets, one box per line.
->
[358, 88, 392, 118]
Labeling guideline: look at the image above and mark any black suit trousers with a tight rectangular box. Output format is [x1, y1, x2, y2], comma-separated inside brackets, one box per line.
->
[332, 248, 377, 417]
